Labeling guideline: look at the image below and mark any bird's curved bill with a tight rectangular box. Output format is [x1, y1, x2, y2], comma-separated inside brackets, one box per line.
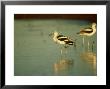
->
[49, 33, 53, 36]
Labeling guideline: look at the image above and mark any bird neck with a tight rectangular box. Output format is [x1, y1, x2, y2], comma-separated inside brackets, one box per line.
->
[53, 32, 58, 38]
[92, 26, 96, 34]
[53, 33, 58, 40]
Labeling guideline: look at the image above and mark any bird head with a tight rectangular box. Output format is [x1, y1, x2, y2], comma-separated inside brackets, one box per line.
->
[53, 31, 59, 36]
[49, 31, 58, 37]
[92, 23, 96, 29]
[92, 23, 96, 27]
[49, 33, 53, 37]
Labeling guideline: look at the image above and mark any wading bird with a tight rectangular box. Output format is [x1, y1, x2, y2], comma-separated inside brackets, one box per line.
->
[50, 31, 76, 55]
[77, 23, 96, 50]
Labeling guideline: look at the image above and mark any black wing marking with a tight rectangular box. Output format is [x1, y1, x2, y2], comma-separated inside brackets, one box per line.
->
[80, 28, 93, 34]
[81, 30, 93, 33]
[57, 35, 67, 38]
[57, 34, 74, 45]
[58, 38, 68, 41]
[57, 35, 68, 41]
[64, 40, 73, 45]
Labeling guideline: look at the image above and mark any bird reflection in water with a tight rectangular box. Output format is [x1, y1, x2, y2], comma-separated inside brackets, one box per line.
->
[53, 59, 74, 75]
[80, 51, 96, 74]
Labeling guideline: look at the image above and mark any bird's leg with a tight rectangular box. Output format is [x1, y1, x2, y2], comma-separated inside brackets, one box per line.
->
[64, 45, 68, 58]
[64, 45, 68, 48]
[60, 46, 64, 59]
[88, 41, 89, 51]
[92, 41, 95, 52]
[65, 45, 68, 54]
[60, 47, 63, 55]
[82, 36, 85, 46]
[87, 37, 90, 51]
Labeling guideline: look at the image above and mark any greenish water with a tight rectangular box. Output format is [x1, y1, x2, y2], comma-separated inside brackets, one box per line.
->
[14, 19, 97, 76]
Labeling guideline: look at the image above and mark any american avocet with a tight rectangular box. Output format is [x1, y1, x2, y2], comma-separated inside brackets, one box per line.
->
[51, 31, 75, 55]
[77, 23, 96, 50]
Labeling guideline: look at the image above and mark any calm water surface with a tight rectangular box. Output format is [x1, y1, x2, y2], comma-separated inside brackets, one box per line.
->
[14, 19, 97, 76]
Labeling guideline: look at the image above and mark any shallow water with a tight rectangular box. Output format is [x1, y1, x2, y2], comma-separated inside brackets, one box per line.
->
[14, 19, 97, 76]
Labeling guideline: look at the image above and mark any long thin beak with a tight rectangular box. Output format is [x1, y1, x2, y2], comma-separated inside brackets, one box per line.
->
[49, 33, 53, 36]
